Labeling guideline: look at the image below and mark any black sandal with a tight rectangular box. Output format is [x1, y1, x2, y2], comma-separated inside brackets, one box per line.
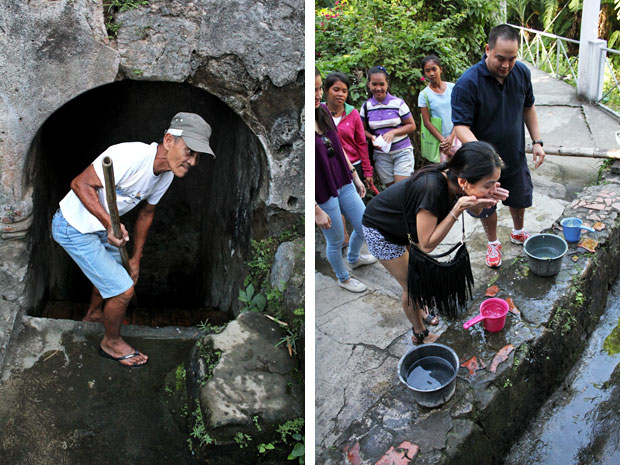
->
[412, 328, 429, 345]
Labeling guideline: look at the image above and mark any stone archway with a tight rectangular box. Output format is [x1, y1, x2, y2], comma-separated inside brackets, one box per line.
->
[26, 80, 268, 323]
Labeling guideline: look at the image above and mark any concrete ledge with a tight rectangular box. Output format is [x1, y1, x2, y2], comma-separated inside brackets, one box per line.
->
[319, 178, 620, 464]
[0, 315, 201, 380]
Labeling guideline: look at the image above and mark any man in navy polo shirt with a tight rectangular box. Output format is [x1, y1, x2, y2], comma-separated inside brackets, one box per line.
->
[452, 24, 546, 268]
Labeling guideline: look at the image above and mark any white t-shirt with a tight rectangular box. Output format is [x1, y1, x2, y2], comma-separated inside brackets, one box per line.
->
[59, 142, 174, 233]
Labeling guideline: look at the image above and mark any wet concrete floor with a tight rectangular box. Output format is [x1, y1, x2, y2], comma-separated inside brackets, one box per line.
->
[504, 280, 620, 465]
[0, 318, 200, 465]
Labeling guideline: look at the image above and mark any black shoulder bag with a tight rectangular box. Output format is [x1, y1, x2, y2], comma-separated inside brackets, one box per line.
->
[402, 208, 474, 319]
[363, 101, 375, 166]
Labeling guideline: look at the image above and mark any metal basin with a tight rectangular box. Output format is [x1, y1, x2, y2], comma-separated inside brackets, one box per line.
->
[397, 343, 459, 408]
[524, 233, 568, 277]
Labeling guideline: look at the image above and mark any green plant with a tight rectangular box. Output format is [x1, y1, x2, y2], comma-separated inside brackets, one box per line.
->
[288, 434, 305, 464]
[253, 415, 263, 432]
[504, 378, 513, 388]
[238, 283, 267, 313]
[197, 319, 225, 335]
[234, 432, 252, 448]
[317, 0, 501, 111]
[175, 364, 186, 392]
[276, 328, 299, 357]
[189, 400, 216, 451]
[277, 418, 304, 443]
[196, 341, 222, 382]
[258, 442, 276, 454]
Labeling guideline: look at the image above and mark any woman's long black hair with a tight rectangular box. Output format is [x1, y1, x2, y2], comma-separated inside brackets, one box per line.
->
[315, 67, 336, 134]
[412, 141, 504, 186]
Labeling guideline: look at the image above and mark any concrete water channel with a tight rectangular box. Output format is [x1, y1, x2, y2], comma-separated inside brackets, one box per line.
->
[505, 279, 620, 465]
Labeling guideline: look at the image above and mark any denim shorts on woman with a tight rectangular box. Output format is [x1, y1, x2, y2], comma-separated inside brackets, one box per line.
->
[373, 146, 414, 185]
[51, 209, 133, 299]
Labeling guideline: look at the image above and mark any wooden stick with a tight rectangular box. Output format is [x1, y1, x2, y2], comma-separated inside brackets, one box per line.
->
[526, 145, 620, 159]
[102, 156, 137, 305]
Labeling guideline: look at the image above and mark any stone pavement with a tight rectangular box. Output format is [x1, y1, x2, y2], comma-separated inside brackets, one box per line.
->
[315, 65, 620, 461]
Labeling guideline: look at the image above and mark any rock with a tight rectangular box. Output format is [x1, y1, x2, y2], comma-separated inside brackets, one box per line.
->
[270, 238, 305, 314]
[183, 312, 303, 463]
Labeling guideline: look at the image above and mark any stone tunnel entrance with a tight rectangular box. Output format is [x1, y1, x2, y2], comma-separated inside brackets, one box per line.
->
[26, 81, 268, 326]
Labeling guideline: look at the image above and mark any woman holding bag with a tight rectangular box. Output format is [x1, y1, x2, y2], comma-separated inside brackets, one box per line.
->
[419, 55, 461, 162]
[362, 142, 508, 343]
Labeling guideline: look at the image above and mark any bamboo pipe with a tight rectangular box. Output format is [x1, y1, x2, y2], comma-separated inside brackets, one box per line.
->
[102, 156, 137, 305]
[526, 145, 620, 159]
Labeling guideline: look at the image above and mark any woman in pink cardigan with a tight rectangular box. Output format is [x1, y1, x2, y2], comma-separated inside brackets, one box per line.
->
[325, 72, 376, 247]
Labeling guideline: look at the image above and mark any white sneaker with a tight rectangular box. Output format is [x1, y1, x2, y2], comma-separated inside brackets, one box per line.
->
[338, 278, 367, 293]
[349, 254, 378, 269]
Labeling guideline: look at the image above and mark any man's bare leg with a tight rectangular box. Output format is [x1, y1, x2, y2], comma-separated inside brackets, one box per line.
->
[99, 286, 148, 366]
[509, 207, 525, 231]
[83, 286, 105, 323]
[480, 211, 498, 241]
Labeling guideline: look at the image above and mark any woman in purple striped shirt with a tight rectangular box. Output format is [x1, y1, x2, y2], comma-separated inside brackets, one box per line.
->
[360, 66, 417, 187]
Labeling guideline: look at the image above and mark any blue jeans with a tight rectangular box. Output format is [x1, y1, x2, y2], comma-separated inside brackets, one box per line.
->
[319, 182, 366, 282]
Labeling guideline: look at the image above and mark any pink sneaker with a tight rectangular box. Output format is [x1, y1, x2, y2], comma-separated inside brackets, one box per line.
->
[486, 242, 502, 268]
[510, 231, 531, 245]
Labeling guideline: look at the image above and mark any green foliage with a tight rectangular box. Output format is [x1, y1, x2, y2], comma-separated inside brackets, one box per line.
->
[253, 415, 263, 432]
[189, 399, 216, 451]
[258, 442, 276, 454]
[316, 0, 502, 110]
[197, 319, 225, 335]
[196, 341, 222, 383]
[175, 364, 186, 392]
[276, 418, 305, 443]
[239, 283, 267, 313]
[234, 432, 252, 448]
[287, 435, 305, 464]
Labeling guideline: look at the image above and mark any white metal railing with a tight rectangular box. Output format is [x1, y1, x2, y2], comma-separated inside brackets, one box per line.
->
[599, 47, 620, 118]
[509, 23, 620, 119]
[508, 24, 579, 83]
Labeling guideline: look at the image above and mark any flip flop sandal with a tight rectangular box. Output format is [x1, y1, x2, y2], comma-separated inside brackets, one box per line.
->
[412, 328, 429, 345]
[424, 310, 439, 326]
[99, 347, 148, 368]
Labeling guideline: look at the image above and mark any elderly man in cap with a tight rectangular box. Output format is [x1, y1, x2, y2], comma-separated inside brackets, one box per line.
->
[52, 112, 214, 367]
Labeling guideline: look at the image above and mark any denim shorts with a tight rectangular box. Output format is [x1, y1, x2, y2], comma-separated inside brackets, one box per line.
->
[374, 146, 414, 184]
[51, 209, 133, 299]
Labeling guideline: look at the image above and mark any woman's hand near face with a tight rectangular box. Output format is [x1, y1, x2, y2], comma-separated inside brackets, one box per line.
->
[315, 205, 331, 229]
[456, 195, 497, 213]
[489, 183, 509, 201]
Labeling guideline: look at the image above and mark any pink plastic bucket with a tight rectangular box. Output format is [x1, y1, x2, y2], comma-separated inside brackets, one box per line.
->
[463, 298, 509, 333]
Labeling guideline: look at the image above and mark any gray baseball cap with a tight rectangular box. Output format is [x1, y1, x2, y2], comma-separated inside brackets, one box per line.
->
[167, 112, 215, 158]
